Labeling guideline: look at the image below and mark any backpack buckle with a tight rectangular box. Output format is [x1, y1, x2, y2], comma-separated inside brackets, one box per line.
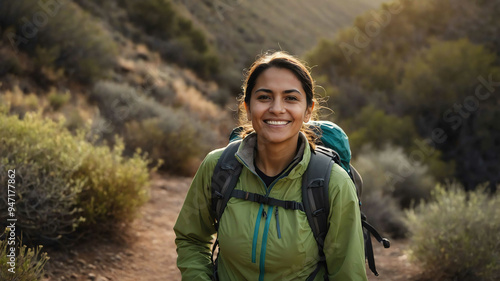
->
[259, 196, 270, 205]
[214, 190, 224, 199]
[312, 208, 325, 216]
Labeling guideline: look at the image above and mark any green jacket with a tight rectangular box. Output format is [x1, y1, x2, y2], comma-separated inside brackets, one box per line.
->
[174, 133, 368, 281]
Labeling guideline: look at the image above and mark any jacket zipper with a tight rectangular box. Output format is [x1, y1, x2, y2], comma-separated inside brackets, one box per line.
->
[259, 205, 274, 281]
[252, 204, 264, 263]
[236, 154, 294, 280]
[275, 206, 281, 239]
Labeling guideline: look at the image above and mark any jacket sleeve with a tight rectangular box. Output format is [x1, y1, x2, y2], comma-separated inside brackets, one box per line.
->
[324, 165, 368, 281]
[174, 151, 220, 281]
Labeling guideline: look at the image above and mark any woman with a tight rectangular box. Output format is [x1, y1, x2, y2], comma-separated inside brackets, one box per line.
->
[174, 51, 367, 280]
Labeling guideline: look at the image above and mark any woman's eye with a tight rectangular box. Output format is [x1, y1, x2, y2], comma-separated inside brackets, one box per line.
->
[285, 96, 299, 101]
[257, 95, 271, 100]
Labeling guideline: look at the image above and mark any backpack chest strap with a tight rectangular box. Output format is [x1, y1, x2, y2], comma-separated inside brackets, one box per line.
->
[231, 189, 305, 211]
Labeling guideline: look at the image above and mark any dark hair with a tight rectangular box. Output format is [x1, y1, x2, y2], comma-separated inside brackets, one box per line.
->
[238, 51, 319, 146]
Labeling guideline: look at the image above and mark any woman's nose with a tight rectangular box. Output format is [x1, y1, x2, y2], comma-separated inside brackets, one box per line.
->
[269, 99, 286, 114]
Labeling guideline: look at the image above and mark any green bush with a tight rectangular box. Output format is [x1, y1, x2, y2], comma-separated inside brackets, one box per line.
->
[90, 81, 220, 175]
[0, 0, 117, 83]
[124, 112, 217, 175]
[0, 111, 86, 243]
[0, 87, 42, 118]
[356, 144, 435, 207]
[0, 108, 151, 244]
[90, 81, 162, 126]
[343, 105, 420, 153]
[73, 138, 151, 226]
[48, 90, 71, 111]
[406, 183, 500, 281]
[0, 229, 49, 280]
[353, 144, 436, 238]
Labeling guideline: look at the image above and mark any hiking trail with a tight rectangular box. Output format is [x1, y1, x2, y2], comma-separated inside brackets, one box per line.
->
[42, 174, 421, 281]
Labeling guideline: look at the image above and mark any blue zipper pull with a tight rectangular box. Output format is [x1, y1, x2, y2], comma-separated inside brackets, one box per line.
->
[275, 207, 281, 239]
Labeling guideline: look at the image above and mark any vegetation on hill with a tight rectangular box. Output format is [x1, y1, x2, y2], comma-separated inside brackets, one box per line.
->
[72, 0, 219, 80]
[0, 106, 152, 244]
[306, 0, 500, 191]
[173, 0, 386, 92]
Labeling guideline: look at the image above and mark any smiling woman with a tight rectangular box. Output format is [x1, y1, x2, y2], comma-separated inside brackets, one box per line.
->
[174, 51, 368, 281]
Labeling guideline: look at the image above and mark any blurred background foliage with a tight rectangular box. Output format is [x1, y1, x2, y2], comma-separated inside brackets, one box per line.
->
[1, 0, 499, 278]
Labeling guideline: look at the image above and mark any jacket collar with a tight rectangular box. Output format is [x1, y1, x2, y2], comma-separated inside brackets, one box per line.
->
[235, 132, 312, 180]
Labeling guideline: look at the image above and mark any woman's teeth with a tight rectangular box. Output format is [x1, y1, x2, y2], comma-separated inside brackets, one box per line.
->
[266, 120, 289, 125]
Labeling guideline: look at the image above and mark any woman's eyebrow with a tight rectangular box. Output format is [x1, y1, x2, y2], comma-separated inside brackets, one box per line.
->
[254, 88, 273, 94]
[284, 89, 302, 95]
[254, 88, 302, 95]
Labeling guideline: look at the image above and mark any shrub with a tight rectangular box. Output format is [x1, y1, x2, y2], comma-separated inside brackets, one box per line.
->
[48, 90, 71, 111]
[124, 112, 217, 175]
[0, 229, 49, 280]
[0, 110, 84, 244]
[73, 138, 151, 226]
[90, 81, 162, 127]
[0, 87, 43, 118]
[0, 108, 151, 244]
[0, 0, 117, 83]
[353, 144, 435, 238]
[406, 183, 500, 281]
[360, 190, 406, 239]
[356, 144, 435, 208]
[90, 80, 225, 175]
[61, 106, 86, 132]
[343, 105, 420, 153]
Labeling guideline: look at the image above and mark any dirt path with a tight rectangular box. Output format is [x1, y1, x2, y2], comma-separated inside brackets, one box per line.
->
[42, 175, 421, 281]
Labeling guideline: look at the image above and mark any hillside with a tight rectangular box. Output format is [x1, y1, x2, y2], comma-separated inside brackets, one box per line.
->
[0, 0, 388, 176]
[174, 0, 386, 87]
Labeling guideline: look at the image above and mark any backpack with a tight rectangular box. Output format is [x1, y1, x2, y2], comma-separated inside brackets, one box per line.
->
[210, 121, 390, 280]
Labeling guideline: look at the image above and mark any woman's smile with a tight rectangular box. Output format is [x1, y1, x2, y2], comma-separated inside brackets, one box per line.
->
[264, 120, 290, 126]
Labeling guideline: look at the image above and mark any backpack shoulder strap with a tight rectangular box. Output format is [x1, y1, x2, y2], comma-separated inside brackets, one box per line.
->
[211, 140, 243, 231]
[210, 140, 243, 280]
[303, 146, 340, 280]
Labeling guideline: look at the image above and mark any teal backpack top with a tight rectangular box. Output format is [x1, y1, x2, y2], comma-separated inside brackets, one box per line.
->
[307, 120, 351, 173]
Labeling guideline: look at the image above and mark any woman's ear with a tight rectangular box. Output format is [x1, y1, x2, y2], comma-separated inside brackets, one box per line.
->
[303, 101, 314, 123]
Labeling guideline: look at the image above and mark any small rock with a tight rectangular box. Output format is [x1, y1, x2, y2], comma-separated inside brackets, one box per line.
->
[87, 264, 96, 270]
[88, 273, 96, 280]
[70, 273, 78, 279]
[77, 259, 86, 265]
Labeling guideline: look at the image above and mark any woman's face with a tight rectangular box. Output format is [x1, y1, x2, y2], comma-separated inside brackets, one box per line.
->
[246, 67, 313, 147]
